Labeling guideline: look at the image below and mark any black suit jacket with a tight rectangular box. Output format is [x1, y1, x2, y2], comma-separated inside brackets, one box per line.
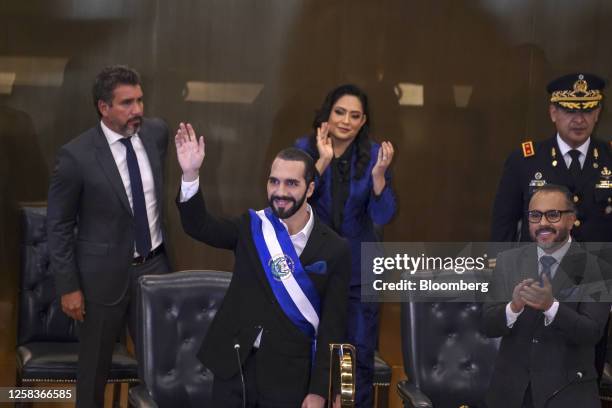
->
[177, 189, 351, 399]
[483, 243, 611, 408]
[491, 135, 612, 242]
[47, 118, 169, 305]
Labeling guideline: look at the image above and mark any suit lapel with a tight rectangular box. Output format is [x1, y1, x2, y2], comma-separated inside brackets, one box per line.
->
[574, 141, 599, 193]
[514, 246, 542, 327]
[320, 163, 333, 213]
[518, 244, 539, 282]
[299, 215, 327, 265]
[552, 243, 585, 296]
[93, 125, 132, 215]
[547, 137, 569, 184]
[340, 143, 368, 233]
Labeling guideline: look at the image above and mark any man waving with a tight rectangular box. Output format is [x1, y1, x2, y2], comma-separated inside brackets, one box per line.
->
[175, 123, 350, 407]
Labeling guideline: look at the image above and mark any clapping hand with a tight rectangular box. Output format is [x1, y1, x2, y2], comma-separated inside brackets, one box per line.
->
[371, 141, 394, 179]
[316, 122, 334, 162]
[372, 141, 394, 195]
[520, 274, 554, 311]
[510, 279, 533, 313]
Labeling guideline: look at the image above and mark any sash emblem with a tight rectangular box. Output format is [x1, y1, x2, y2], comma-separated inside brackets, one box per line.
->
[269, 254, 294, 281]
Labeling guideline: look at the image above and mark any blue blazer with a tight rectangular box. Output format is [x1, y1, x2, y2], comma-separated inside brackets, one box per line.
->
[296, 136, 396, 286]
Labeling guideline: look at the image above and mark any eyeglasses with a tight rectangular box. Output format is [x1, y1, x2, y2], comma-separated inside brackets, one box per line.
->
[527, 209, 574, 223]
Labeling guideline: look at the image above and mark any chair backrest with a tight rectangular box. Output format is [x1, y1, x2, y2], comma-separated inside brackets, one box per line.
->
[18, 206, 78, 345]
[137, 269, 231, 407]
[400, 301, 500, 407]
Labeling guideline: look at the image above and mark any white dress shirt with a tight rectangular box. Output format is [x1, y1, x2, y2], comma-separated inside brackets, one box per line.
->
[100, 120, 162, 256]
[557, 133, 590, 169]
[506, 237, 572, 327]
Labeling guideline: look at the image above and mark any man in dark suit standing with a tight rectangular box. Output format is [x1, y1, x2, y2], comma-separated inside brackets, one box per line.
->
[484, 184, 610, 408]
[175, 123, 351, 407]
[47, 65, 171, 407]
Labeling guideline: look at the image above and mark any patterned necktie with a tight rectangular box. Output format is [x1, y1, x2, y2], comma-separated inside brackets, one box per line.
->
[568, 149, 582, 186]
[539, 255, 556, 284]
[119, 137, 152, 257]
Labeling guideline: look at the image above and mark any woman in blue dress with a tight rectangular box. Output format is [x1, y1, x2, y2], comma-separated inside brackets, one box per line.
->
[295, 84, 396, 407]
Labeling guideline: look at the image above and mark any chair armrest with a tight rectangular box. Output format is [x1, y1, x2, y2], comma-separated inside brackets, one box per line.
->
[397, 380, 433, 408]
[128, 385, 158, 408]
[601, 362, 612, 397]
[373, 351, 392, 385]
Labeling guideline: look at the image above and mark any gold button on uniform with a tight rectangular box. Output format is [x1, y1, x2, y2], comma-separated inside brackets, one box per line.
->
[573, 195, 579, 203]
[574, 220, 581, 227]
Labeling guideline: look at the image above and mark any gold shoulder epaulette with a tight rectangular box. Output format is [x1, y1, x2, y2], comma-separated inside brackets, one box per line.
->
[521, 141, 535, 158]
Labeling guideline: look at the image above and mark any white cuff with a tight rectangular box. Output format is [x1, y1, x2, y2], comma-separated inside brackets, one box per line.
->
[543, 300, 559, 326]
[506, 302, 523, 328]
[180, 176, 200, 202]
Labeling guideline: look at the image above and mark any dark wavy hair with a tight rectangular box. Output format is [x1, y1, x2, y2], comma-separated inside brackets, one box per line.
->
[310, 84, 371, 179]
[92, 65, 141, 117]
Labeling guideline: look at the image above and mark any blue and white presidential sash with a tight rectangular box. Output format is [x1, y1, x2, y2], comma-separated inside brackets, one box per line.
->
[249, 208, 321, 340]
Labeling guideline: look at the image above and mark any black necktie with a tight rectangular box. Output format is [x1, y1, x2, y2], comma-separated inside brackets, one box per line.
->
[539, 255, 556, 284]
[568, 149, 582, 185]
[119, 137, 152, 257]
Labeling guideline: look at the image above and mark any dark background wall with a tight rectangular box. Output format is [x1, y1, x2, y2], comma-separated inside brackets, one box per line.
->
[2, 0, 612, 402]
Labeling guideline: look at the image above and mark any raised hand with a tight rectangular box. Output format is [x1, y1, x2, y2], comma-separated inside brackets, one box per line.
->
[372, 141, 394, 179]
[316, 122, 334, 163]
[175, 122, 205, 182]
[372, 141, 394, 195]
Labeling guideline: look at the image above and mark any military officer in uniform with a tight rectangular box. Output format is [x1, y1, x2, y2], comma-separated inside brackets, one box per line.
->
[491, 72, 612, 379]
[492, 73, 612, 242]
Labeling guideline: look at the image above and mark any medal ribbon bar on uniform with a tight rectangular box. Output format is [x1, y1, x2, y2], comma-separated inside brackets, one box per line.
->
[522, 141, 535, 157]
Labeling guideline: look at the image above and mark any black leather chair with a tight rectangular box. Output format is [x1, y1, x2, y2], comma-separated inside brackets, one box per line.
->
[601, 364, 612, 406]
[397, 301, 500, 408]
[17, 206, 138, 393]
[598, 313, 612, 406]
[374, 351, 392, 407]
[128, 270, 231, 408]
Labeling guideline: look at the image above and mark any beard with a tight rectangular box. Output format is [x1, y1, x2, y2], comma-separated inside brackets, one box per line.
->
[532, 225, 570, 250]
[120, 117, 142, 136]
[269, 191, 308, 219]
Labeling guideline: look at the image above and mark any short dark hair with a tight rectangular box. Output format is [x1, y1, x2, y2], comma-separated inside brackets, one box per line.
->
[92, 65, 141, 116]
[275, 147, 315, 185]
[531, 184, 576, 212]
